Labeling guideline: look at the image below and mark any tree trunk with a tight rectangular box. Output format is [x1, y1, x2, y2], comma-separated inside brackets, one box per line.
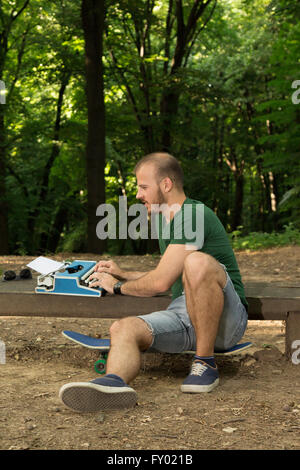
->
[27, 73, 71, 253]
[232, 173, 244, 230]
[82, 0, 106, 254]
[160, 0, 215, 150]
[225, 147, 245, 231]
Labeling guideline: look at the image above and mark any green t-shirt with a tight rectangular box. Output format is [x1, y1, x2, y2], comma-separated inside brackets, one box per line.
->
[156, 197, 248, 310]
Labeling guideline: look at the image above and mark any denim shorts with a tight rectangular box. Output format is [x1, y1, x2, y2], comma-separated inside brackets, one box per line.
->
[138, 265, 248, 353]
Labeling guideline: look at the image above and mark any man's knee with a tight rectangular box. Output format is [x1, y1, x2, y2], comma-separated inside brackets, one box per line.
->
[109, 317, 152, 349]
[183, 252, 211, 281]
[109, 318, 124, 336]
[183, 251, 225, 289]
[110, 317, 134, 337]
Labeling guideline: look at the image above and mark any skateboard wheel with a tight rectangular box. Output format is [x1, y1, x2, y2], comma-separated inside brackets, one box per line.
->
[94, 359, 106, 374]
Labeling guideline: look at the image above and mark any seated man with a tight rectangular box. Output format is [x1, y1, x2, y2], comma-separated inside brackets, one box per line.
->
[59, 152, 248, 412]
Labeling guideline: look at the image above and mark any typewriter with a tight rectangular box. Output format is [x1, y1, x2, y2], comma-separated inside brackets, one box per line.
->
[35, 260, 106, 297]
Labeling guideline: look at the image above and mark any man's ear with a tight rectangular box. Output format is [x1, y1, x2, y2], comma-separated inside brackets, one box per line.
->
[162, 176, 173, 193]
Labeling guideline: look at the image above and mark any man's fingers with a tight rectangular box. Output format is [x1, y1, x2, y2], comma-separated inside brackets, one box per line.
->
[96, 266, 108, 273]
[87, 273, 100, 282]
[95, 261, 112, 272]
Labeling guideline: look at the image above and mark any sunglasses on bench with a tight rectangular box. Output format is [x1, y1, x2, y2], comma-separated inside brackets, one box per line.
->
[3, 269, 32, 281]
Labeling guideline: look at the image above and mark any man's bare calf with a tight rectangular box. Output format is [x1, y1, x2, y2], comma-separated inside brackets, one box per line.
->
[106, 317, 153, 384]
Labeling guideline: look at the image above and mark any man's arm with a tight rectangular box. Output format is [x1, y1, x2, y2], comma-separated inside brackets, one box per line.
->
[90, 244, 197, 296]
[120, 244, 197, 297]
[121, 271, 149, 281]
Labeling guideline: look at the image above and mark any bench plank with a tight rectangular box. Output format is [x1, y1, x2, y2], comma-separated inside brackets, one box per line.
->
[0, 292, 171, 318]
[1, 281, 299, 360]
[0, 282, 299, 321]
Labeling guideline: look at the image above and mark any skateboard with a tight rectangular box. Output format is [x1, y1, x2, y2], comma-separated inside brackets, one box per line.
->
[62, 330, 253, 375]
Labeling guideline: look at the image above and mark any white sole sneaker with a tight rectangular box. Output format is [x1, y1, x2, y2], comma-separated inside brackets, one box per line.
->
[181, 377, 219, 393]
[59, 382, 137, 413]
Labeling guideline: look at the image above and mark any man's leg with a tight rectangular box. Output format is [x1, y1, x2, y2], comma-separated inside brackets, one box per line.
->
[182, 251, 226, 356]
[181, 251, 226, 393]
[106, 317, 153, 384]
[59, 317, 153, 412]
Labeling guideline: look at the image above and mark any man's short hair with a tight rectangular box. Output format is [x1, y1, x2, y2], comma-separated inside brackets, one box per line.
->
[134, 152, 184, 189]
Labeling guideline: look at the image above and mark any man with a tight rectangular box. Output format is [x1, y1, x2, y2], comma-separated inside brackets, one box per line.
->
[59, 152, 248, 412]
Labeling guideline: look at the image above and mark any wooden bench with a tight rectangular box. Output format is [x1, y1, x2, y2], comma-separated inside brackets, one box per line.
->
[0, 280, 299, 361]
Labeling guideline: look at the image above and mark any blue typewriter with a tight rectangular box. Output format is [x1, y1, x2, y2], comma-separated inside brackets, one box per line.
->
[35, 260, 106, 297]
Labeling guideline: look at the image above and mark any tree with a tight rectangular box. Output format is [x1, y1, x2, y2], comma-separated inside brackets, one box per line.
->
[0, 0, 30, 254]
[82, 0, 106, 253]
[257, 0, 300, 227]
[104, 0, 217, 154]
[2, 1, 90, 254]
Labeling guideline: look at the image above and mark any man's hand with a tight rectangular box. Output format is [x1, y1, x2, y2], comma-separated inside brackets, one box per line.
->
[94, 260, 124, 280]
[88, 271, 118, 295]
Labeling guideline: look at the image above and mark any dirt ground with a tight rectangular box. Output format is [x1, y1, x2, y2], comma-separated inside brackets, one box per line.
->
[0, 246, 300, 451]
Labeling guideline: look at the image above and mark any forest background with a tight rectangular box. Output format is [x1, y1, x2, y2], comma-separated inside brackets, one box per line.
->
[0, 0, 299, 257]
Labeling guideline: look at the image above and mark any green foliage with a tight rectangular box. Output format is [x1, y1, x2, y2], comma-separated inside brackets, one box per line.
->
[1, 0, 299, 255]
[254, 0, 300, 223]
[57, 219, 88, 253]
[230, 223, 300, 251]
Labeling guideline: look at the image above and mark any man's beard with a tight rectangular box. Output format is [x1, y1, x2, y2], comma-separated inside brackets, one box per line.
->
[154, 187, 166, 206]
[144, 187, 166, 213]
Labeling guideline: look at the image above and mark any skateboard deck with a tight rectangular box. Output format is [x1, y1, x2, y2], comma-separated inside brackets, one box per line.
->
[62, 331, 110, 350]
[62, 330, 252, 374]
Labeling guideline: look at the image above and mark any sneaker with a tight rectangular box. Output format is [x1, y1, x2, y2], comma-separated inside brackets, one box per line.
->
[181, 360, 219, 393]
[59, 374, 137, 412]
